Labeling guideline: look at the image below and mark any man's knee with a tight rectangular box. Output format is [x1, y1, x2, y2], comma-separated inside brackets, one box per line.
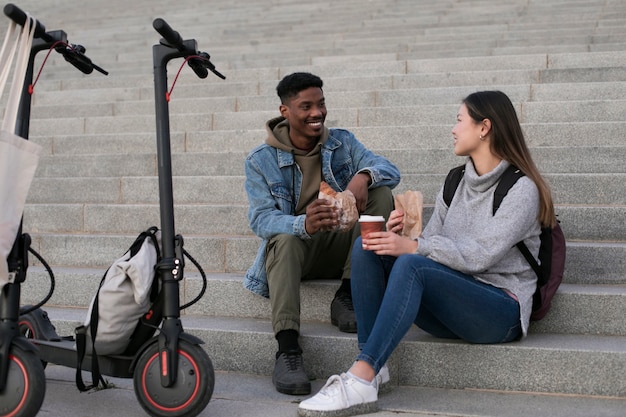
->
[365, 186, 394, 218]
[267, 234, 305, 266]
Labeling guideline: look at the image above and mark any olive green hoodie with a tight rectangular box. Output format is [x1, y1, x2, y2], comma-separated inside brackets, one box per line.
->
[265, 117, 329, 214]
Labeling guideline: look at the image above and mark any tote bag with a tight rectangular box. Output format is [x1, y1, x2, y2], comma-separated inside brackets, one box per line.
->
[0, 14, 42, 293]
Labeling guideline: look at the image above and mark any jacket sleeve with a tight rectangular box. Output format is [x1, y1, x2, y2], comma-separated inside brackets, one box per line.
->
[244, 154, 310, 241]
[343, 131, 401, 190]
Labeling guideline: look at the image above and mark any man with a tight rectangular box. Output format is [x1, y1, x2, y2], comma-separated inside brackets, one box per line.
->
[244, 72, 400, 395]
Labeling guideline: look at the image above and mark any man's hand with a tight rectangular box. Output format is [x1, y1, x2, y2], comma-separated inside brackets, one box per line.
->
[305, 199, 339, 234]
[346, 172, 371, 212]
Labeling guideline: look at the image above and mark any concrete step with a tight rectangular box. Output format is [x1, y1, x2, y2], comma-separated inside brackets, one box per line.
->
[20, 268, 626, 337]
[28, 146, 626, 179]
[25, 172, 626, 206]
[28, 121, 626, 155]
[18, 234, 626, 287]
[19, 202, 626, 242]
[36, 306, 626, 398]
[27, 81, 626, 118]
[40, 364, 626, 417]
[25, 66, 626, 107]
[24, 99, 626, 139]
[23, 48, 626, 94]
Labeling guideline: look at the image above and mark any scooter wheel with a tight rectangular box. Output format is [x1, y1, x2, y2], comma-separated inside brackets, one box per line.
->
[133, 340, 214, 417]
[0, 344, 46, 417]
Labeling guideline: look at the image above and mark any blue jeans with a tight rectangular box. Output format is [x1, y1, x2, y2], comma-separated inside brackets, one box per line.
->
[352, 237, 521, 374]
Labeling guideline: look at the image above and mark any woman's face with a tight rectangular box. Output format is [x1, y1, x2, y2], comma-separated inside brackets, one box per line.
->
[452, 103, 483, 157]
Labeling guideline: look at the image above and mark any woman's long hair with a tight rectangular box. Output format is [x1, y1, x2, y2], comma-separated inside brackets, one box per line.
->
[463, 91, 555, 227]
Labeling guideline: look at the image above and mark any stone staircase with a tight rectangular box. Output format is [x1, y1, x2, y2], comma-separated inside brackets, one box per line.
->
[5, 0, 626, 415]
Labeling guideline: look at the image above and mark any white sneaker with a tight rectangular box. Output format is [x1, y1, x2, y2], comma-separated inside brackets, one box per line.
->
[297, 373, 378, 417]
[375, 364, 391, 393]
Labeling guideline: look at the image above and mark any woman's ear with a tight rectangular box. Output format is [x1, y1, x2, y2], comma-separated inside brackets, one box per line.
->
[481, 118, 492, 137]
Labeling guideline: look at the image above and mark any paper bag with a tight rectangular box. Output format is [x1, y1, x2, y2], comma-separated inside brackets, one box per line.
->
[394, 190, 423, 240]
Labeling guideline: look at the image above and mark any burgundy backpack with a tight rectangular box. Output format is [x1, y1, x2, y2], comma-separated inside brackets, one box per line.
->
[443, 164, 566, 321]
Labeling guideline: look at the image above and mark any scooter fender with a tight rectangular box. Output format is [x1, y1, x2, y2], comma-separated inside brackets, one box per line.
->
[129, 332, 204, 372]
[18, 306, 62, 341]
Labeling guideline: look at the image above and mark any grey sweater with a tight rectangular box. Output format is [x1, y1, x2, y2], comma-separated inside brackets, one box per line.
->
[417, 160, 541, 337]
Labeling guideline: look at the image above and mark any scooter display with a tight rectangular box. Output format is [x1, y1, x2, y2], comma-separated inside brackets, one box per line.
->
[2, 5, 224, 417]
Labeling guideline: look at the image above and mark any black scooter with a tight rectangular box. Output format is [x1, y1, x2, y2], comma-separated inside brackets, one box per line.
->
[0, 4, 107, 417]
[2, 5, 223, 417]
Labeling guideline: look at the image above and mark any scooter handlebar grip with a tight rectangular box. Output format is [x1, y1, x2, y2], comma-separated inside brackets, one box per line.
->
[3, 3, 47, 38]
[153, 18, 183, 49]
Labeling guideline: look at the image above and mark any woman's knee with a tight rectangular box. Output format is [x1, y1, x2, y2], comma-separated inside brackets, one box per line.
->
[352, 237, 375, 263]
[393, 253, 430, 277]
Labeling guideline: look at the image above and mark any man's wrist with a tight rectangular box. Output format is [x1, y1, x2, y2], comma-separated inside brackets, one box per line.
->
[359, 171, 372, 186]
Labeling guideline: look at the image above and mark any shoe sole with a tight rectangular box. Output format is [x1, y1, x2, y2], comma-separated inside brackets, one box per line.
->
[378, 379, 392, 394]
[273, 380, 311, 396]
[297, 400, 378, 417]
[331, 317, 357, 333]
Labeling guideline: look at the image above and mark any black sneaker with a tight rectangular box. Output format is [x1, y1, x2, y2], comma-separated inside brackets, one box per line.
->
[331, 291, 357, 333]
[272, 349, 311, 395]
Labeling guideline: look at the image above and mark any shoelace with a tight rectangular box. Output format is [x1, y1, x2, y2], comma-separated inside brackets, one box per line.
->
[318, 374, 348, 401]
[336, 292, 354, 310]
[283, 352, 303, 371]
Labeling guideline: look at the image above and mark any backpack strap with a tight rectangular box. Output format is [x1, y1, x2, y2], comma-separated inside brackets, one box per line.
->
[491, 166, 544, 281]
[492, 165, 525, 215]
[443, 165, 465, 207]
[75, 267, 108, 392]
[516, 240, 542, 281]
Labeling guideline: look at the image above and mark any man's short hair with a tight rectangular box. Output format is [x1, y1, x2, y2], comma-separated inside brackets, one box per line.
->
[276, 72, 323, 104]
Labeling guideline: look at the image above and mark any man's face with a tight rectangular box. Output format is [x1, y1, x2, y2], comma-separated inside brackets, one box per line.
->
[280, 86, 327, 150]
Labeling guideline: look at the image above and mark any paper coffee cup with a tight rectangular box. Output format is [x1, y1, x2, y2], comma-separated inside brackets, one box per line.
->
[358, 215, 385, 239]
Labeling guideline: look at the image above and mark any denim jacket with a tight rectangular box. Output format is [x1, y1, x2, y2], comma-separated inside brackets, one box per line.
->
[244, 126, 401, 297]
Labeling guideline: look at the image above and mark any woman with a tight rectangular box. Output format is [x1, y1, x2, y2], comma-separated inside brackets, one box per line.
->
[297, 90, 555, 417]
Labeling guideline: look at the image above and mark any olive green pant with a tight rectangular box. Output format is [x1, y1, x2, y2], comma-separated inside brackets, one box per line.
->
[265, 186, 394, 335]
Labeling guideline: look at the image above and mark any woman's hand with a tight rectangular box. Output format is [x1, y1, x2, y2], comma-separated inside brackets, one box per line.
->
[386, 209, 404, 234]
[362, 231, 418, 257]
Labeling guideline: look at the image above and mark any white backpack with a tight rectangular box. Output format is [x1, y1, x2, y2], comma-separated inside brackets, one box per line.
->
[75, 227, 160, 390]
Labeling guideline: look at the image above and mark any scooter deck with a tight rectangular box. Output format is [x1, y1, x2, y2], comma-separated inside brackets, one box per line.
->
[33, 338, 134, 378]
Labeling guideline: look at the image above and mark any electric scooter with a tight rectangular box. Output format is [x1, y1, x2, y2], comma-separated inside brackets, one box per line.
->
[0, 4, 107, 417]
[4, 5, 224, 417]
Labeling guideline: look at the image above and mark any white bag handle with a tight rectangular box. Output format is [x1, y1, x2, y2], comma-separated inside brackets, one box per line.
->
[0, 21, 19, 101]
[1, 13, 36, 134]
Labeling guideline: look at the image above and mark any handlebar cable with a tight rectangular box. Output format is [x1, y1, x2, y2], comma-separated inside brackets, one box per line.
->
[166, 54, 204, 102]
[29, 40, 107, 94]
[28, 39, 64, 94]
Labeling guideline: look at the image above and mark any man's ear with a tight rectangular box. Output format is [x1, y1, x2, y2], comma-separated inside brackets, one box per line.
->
[279, 104, 289, 118]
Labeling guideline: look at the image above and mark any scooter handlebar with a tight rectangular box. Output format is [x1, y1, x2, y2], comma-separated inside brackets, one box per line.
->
[153, 18, 184, 50]
[4, 3, 47, 38]
[153, 18, 226, 80]
[3, 3, 108, 75]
